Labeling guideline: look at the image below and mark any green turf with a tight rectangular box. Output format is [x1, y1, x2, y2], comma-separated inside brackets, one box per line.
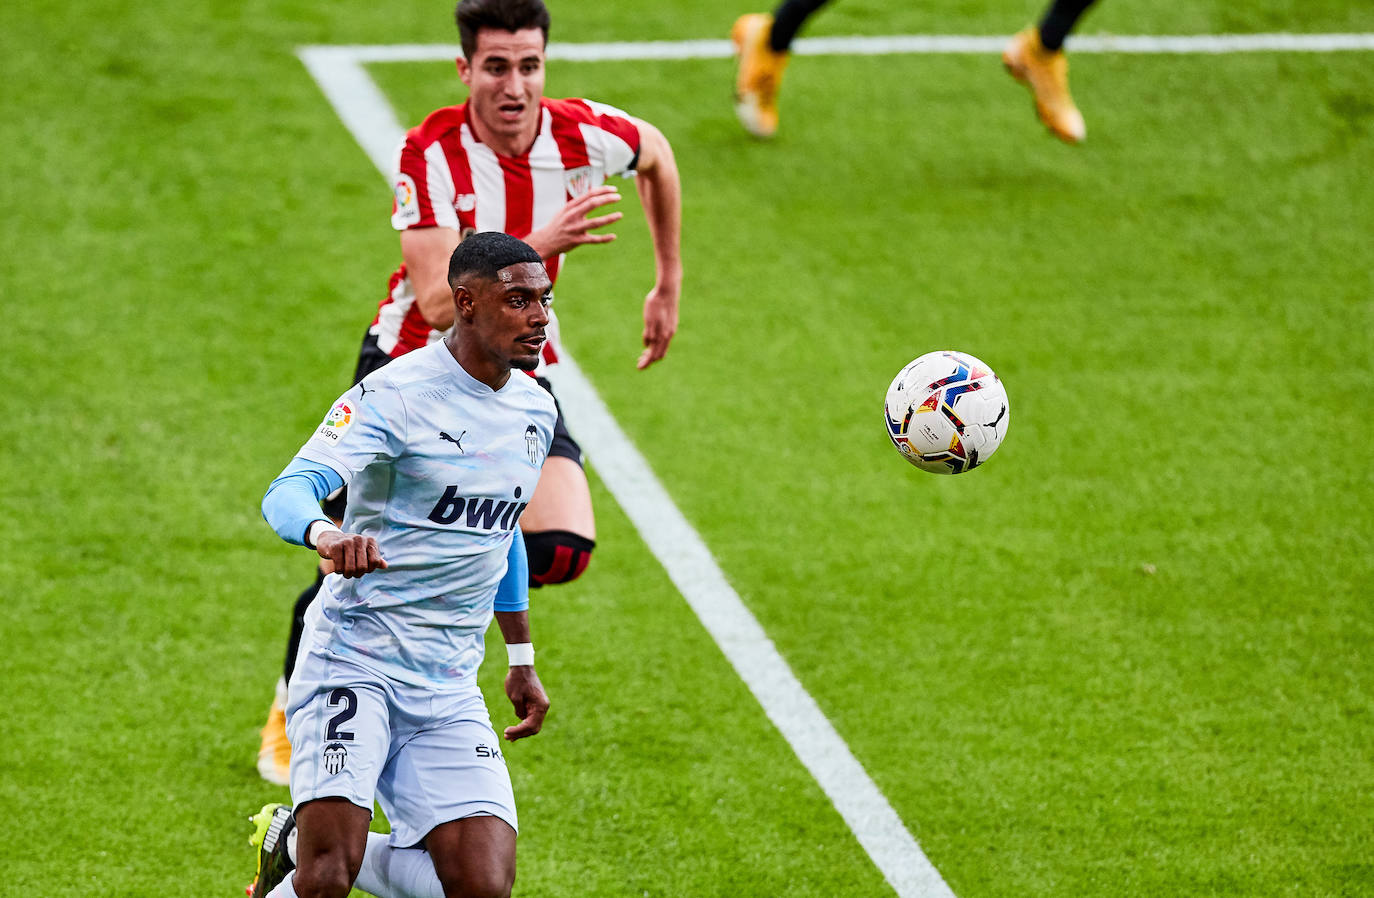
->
[1, 0, 1371, 895]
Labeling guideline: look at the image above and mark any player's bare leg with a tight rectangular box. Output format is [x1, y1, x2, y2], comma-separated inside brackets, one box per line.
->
[520, 456, 597, 587]
[280, 799, 370, 898]
[426, 815, 518, 898]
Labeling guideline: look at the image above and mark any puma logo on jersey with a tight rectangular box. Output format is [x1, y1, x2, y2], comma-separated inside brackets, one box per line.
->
[428, 485, 527, 529]
[439, 430, 465, 452]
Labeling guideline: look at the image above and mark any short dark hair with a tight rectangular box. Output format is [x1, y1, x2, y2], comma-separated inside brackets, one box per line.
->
[448, 231, 545, 290]
[455, 0, 551, 60]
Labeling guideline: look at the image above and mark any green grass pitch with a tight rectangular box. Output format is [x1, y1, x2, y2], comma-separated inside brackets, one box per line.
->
[1, 0, 1371, 895]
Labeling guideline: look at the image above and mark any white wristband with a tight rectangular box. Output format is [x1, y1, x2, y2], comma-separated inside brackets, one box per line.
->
[306, 519, 343, 549]
[506, 643, 535, 667]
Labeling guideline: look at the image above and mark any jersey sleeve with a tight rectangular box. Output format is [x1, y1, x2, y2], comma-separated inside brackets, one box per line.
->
[391, 131, 459, 231]
[295, 379, 408, 481]
[492, 527, 530, 613]
[262, 457, 347, 546]
[577, 99, 642, 176]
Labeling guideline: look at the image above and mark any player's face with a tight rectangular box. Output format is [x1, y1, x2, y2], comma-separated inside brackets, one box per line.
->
[457, 27, 547, 153]
[471, 261, 552, 372]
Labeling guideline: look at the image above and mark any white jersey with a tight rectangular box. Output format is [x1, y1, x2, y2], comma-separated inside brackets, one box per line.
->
[295, 341, 556, 689]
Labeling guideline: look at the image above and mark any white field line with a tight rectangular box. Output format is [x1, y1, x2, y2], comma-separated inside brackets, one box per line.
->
[308, 31, 1374, 66]
[299, 32, 1374, 173]
[298, 42, 958, 898]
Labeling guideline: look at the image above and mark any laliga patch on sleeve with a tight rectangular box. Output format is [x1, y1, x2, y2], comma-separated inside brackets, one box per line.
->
[391, 174, 421, 228]
[312, 401, 354, 445]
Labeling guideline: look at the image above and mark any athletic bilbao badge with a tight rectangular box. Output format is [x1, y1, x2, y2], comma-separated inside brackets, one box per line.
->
[563, 165, 597, 198]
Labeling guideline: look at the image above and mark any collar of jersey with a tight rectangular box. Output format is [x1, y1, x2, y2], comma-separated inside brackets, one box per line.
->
[437, 342, 518, 395]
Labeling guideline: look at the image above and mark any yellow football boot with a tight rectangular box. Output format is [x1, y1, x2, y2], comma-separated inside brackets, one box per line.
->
[256, 690, 291, 787]
[1002, 26, 1086, 144]
[731, 13, 790, 138]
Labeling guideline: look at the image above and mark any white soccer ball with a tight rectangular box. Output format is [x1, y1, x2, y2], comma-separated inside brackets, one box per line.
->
[883, 350, 1010, 474]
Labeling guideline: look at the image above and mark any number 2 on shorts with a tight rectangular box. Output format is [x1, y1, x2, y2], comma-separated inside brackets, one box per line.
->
[326, 687, 357, 741]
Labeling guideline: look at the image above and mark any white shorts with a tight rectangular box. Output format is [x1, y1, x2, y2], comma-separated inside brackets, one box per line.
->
[286, 645, 517, 847]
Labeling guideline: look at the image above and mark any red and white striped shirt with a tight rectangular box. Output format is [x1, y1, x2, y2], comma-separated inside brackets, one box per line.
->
[372, 97, 642, 366]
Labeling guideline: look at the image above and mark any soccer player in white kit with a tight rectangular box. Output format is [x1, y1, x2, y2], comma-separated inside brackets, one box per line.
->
[252, 232, 557, 898]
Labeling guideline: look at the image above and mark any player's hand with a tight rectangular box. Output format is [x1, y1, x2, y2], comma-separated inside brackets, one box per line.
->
[637, 283, 679, 369]
[315, 530, 387, 579]
[525, 186, 623, 258]
[502, 665, 549, 741]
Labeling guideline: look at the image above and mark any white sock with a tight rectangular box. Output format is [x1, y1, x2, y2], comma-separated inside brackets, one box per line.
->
[264, 873, 299, 898]
[353, 831, 444, 898]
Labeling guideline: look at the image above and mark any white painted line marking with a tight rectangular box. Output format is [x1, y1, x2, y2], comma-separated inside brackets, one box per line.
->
[298, 42, 958, 898]
[305, 32, 1374, 66]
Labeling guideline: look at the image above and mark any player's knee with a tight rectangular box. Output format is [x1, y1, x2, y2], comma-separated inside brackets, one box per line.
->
[523, 530, 595, 587]
[291, 859, 354, 898]
[433, 844, 514, 898]
[437, 865, 513, 898]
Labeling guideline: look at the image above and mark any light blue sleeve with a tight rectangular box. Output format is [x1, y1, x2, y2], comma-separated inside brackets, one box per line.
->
[262, 457, 347, 546]
[493, 527, 530, 613]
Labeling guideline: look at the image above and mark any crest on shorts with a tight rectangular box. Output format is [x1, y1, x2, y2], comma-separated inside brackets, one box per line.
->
[323, 741, 348, 775]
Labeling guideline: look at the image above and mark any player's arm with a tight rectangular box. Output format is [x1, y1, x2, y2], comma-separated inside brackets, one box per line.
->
[627, 117, 682, 370]
[262, 457, 386, 578]
[495, 531, 549, 741]
[403, 226, 463, 332]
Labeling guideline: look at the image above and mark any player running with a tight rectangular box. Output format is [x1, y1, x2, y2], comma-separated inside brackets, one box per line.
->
[250, 232, 556, 898]
[258, 0, 683, 784]
[730, 0, 1099, 142]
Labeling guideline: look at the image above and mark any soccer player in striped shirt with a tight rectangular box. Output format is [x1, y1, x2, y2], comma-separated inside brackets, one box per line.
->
[257, 0, 683, 785]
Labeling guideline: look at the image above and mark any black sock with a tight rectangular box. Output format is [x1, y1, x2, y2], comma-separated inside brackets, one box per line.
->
[1038, 0, 1098, 52]
[283, 569, 325, 684]
[769, 0, 832, 53]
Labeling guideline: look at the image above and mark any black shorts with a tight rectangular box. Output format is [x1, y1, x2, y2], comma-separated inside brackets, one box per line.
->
[322, 331, 580, 519]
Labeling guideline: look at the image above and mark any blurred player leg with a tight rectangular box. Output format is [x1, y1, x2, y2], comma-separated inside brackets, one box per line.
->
[259, 332, 385, 784]
[257, 563, 330, 786]
[1002, 0, 1099, 143]
[256, 678, 291, 787]
[731, 1, 832, 137]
